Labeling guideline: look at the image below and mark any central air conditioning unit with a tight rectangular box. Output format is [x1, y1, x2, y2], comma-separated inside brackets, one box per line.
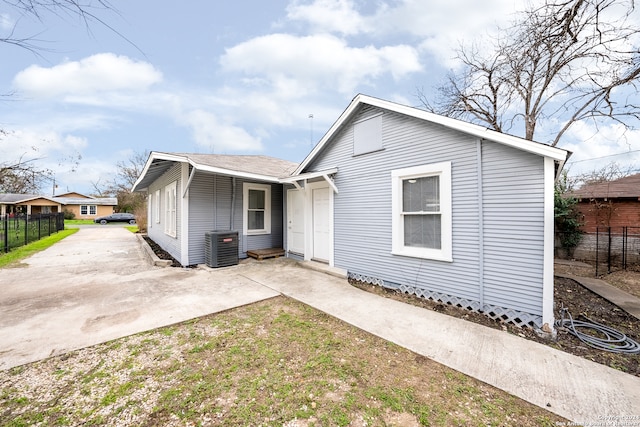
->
[204, 230, 239, 268]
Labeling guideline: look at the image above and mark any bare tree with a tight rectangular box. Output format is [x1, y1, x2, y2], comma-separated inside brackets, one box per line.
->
[101, 150, 149, 213]
[0, 0, 133, 54]
[420, 0, 640, 146]
[1, 1, 136, 194]
[0, 156, 51, 193]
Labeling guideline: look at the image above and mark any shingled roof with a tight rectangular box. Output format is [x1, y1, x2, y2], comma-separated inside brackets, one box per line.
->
[570, 173, 640, 199]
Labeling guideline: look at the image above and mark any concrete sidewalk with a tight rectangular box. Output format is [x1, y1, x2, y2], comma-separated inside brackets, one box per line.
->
[2, 228, 639, 424]
[238, 258, 640, 424]
[0, 227, 279, 370]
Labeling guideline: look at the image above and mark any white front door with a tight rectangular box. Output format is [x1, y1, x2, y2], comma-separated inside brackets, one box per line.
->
[312, 187, 330, 262]
[287, 189, 305, 255]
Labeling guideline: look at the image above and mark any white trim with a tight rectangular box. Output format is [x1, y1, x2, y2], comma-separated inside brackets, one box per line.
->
[542, 156, 556, 330]
[280, 168, 338, 184]
[391, 161, 453, 262]
[243, 182, 272, 236]
[80, 204, 97, 216]
[294, 94, 569, 175]
[286, 188, 305, 256]
[154, 190, 161, 224]
[304, 180, 334, 266]
[164, 181, 177, 238]
[180, 163, 190, 266]
[133, 152, 283, 192]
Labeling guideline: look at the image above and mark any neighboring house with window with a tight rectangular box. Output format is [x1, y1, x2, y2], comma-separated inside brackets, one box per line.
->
[0, 194, 62, 216]
[53, 192, 117, 220]
[0, 192, 116, 218]
[132, 152, 298, 265]
[133, 94, 570, 331]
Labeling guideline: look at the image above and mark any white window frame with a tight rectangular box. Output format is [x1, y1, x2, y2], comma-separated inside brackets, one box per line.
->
[243, 182, 271, 235]
[89, 205, 97, 215]
[164, 181, 177, 237]
[154, 189, 161, 224]
[80, 205, 88, 215]
[391, 161, 452, 262]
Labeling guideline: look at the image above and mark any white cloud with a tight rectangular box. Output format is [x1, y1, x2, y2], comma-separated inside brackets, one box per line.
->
[180, 109, 263, 152]
[283, 0, 519, 68]
[12, 53, 163, 98]
[220, 33, 422, 95]
[561, 121, 640, 175]
[285, 0, 368, 35]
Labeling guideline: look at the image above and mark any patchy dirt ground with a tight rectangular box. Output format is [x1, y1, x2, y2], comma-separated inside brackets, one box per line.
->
[554, 261, 640, 299]
[351, 271, 640, 377]
[143, 236, 181, 267]
[145, 234, 640, 376]
[0, 298, 565, 427]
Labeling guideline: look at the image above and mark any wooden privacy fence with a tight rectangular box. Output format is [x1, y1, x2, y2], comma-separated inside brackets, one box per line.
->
[1, 213, 65, 253]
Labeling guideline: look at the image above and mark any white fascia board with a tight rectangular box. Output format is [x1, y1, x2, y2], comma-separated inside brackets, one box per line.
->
[194, 164, 281, 183]
[295, 94, 570, 174]
[131, 151, 185, 192]
[281, 168, 338, 183]
[361, 95, 570, 161]
[132, 152, 282, 192]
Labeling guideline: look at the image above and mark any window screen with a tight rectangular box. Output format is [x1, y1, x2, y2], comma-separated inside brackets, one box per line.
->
[402, 176, 441, 249]
[247, 189, 266, 230]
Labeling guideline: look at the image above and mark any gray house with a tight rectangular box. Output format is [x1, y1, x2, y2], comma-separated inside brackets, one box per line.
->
[284, 94, 569, 331]
[132, 152, 297, 266]
[133, 94, 569, 331]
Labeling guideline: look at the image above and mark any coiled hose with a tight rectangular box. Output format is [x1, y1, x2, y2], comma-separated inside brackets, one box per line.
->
[554, 307, 640, 354]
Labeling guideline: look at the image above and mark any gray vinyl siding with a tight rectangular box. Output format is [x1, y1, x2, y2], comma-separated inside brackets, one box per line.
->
[306, 105, 546, 318]
[238, 180, 284, 255]
[187, 172, 283, 265]
[147, 163, 182, 263]
[481, 143, 545, 314]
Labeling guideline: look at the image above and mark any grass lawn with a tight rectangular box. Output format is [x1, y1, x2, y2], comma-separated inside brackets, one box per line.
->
[64, 219, 95, 226]
[0, 297, 565, 427]
[0, 228, 79, 268]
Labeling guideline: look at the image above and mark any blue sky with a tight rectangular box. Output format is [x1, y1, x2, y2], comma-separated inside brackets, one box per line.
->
[1, 0, 639, 195]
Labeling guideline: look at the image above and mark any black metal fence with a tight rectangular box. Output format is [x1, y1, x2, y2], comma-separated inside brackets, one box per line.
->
[594, 226, 640, 275]
[1, 213, 65, 253]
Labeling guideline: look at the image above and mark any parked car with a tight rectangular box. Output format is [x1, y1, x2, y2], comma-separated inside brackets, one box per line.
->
[94, 213, 136, 225]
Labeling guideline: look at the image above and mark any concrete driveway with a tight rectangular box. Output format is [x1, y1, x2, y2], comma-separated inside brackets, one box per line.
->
[0, 227, 279, 370]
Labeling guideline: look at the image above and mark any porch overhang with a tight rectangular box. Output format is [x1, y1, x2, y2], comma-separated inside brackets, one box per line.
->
[280, 168, 339, 193]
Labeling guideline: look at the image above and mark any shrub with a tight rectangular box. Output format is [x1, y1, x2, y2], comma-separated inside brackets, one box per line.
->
[63, 209, 76, 220]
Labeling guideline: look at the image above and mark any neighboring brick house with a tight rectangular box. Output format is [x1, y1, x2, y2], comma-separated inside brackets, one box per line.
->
[570, 173, 640, 232]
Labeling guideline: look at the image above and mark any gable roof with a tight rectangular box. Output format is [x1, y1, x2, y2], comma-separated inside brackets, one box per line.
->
[570, 173, 640, 199]
[133, 152, 299, 192]
[53, 197, 117, 206]
[0, 193, 117, 206]
[55, 191, 94, 199]
[295, 94, 571, 176]
[0, 193, 42, 204]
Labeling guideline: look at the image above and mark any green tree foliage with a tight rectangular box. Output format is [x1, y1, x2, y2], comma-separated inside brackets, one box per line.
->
[555, 173, 583, 249]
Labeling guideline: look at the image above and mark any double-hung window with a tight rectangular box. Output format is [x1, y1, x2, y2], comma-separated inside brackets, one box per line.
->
[391, 162, 452, 261]
[164, 182, 177, 237]
[243, 183, 271, 235]
[154, 189, 161, 224]
[80, 205, 97, 216]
